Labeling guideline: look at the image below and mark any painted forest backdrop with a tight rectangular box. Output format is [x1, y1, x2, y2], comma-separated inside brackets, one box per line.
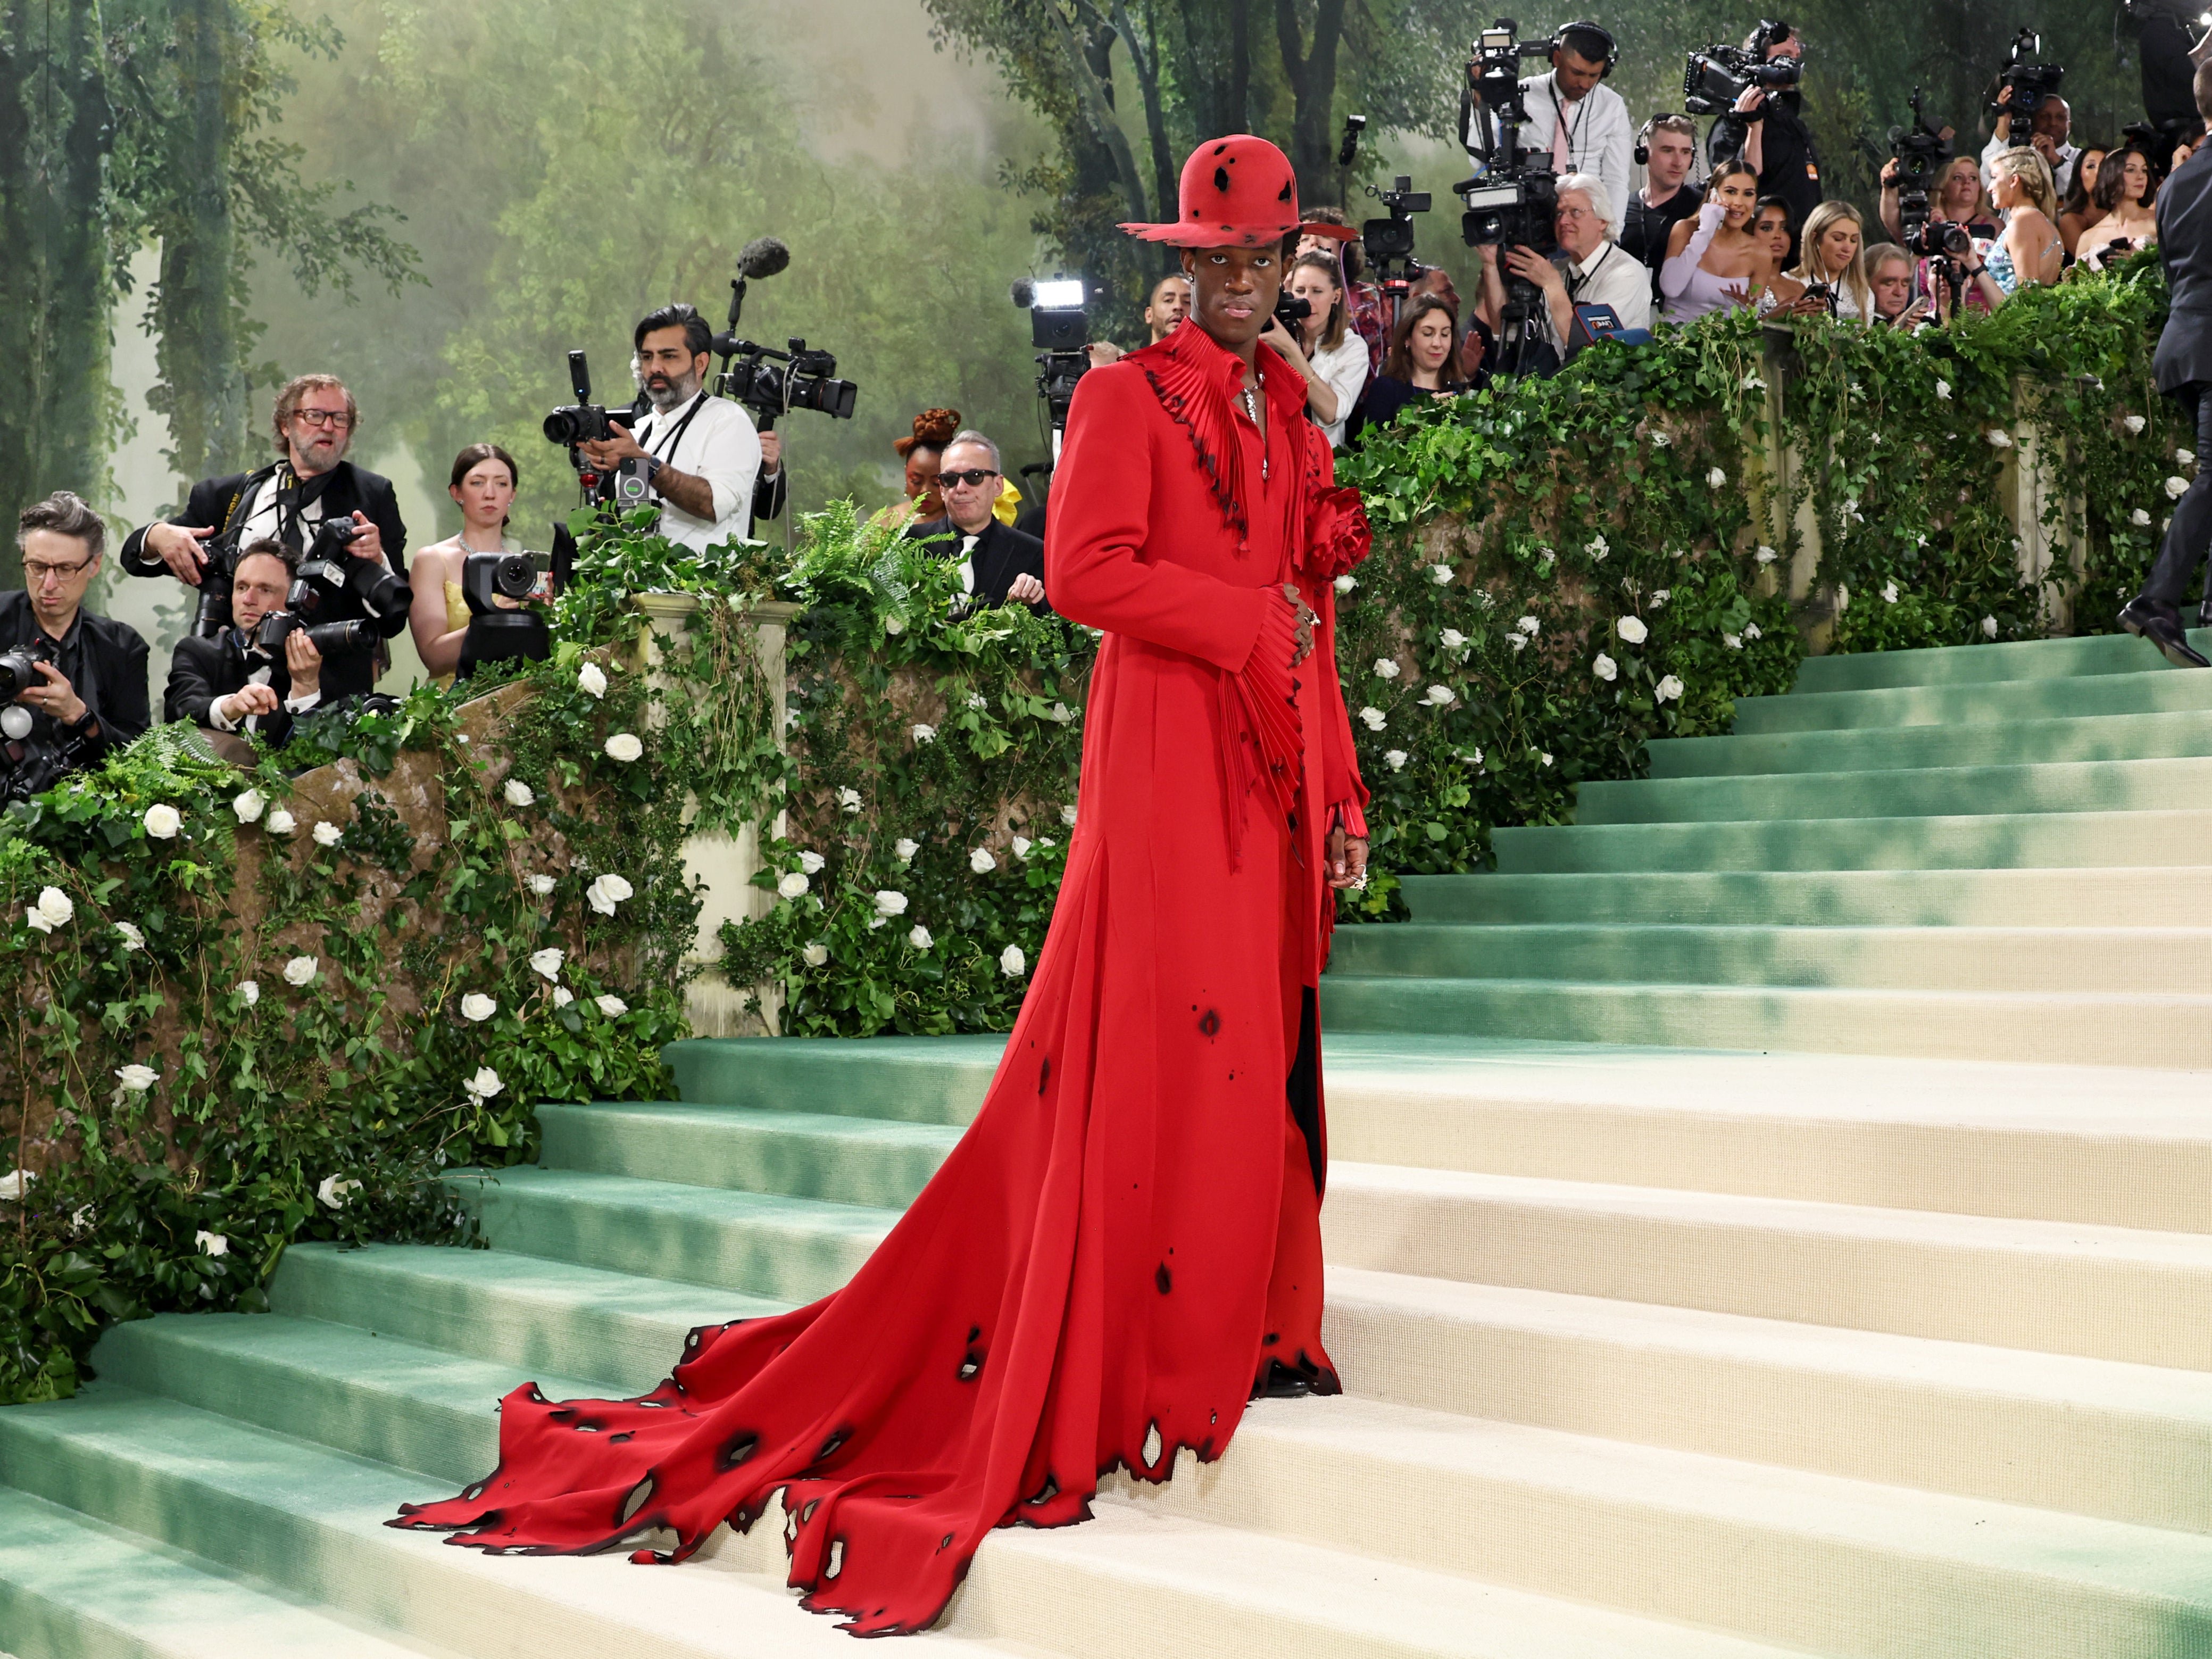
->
[0, 0, 2165, 594]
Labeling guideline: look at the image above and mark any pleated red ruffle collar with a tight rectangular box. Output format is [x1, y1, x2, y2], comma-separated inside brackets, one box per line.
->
[1127, 318, 1305, 555]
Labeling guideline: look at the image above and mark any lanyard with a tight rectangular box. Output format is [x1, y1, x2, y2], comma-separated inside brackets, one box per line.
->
[641, 393, 708, 465]
[1550, 82, 1584, 164]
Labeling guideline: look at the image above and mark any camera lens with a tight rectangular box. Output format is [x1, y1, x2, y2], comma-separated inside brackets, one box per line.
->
[492, 553, 537, 600]
[0, 649, 37, 700]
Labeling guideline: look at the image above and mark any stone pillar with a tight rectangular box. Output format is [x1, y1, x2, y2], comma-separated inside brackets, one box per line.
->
[627, 593, 800, 1037]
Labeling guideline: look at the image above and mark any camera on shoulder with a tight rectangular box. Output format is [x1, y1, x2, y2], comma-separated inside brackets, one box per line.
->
[1993, 28, 2063, 123]
[1890, 88, 1972, 259]
[1683, 19, 1802, 117]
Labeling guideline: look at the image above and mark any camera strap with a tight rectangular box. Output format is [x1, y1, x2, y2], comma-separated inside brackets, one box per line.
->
[641, 392, 709, 467]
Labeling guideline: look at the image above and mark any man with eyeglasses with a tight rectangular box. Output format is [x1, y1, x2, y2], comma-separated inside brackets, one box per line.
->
[1477, 173, 1651, 371]
[119, 372, 408, 703]
[902, 431, 1046, 612]
[3, 491, 149, 778]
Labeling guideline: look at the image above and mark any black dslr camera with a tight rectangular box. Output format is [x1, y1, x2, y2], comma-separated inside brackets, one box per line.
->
[1683, 19, 1802, 116]
[1891, 89, 1971, 259]
[0, 635, 56, 702]
[1274, 293, 1313, 335]
[543, 349, 618, 448]
[0, 639, 93, 801]
[1993, 28, 2063, 123]
[285, 516, 412, 646]
[454, 550, 553, 680]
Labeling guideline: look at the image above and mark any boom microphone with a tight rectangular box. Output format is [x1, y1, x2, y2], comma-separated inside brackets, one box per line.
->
[737, 236, 792, 281]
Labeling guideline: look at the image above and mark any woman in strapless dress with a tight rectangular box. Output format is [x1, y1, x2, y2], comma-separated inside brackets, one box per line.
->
[1659, 159, 1777, 325]
[409, 443, 524, 688]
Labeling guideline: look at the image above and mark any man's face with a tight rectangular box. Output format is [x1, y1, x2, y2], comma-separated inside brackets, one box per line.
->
[1179, 245, 1281, 353]
[1870, 258, 1914, 319]
[1765, 34, 1802, 62]
[1552, 47, 1604, 101]
[19, 528, 98, 633]
[284, 386, 354, 477]
[636, 326, 707, 410]
[2033, 97, 2070, 147]
[231, 552, 291, 632]
[1144, 277, 1193, 341]
[1648, 129, 1695, 192]
[1555, 190, 1606, 261]
[937, 441, 1000, 533]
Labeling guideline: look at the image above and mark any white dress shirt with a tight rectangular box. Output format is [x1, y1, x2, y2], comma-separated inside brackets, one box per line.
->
[1537, 240, 1653, 354]
[1305, 333, 1370, 449]
[1981, 134, 2077, 201]
[628, 392, 762, 554]
[1467, 72, 1633, 240]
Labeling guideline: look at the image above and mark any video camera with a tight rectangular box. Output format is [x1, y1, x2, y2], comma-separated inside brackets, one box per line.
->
[1363, 176, 1436, 284]
[453, 549, 554, 679]
[1992, 28, 2063, 123]
[1454, 20, 1559, 373]
[714, 339, 859, 426]
[1890, 89, 1970, 260]
[1013, 276, 1094, 447]
[1683, 19, 1802, 117]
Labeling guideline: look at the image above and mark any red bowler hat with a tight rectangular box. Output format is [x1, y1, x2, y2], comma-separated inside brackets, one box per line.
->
[1120, 135, 1357, 247]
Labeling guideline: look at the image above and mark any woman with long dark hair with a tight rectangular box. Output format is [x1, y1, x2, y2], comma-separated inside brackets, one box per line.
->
[1349, 294, 1463, 442]
[408, 443, 521, 687]
[1659, 157, 1775, 322]
[2057, 145, 2108, 256]
[2076, 147, 2158, 271]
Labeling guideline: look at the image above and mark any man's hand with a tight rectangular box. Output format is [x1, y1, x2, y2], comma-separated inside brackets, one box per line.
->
[2031, 130, 2060, 169]
[1476, 241, 1500, 267]
[1733, 86, 1767, 117]
[1284, 582, 1317, 667]
[578, 422, 647, 472]
[1880, 157, 1899, 188]
[759, 430, 782, 477]
[1502, 244, 1566, 297]
[1325, 822, 1370, 890]
[284, 628, 323, 698]
[146, 521, 215, 585]
[1008, 573, 1045, 605]
[16, 662, 87, 726]
[341, 510, 384, 565]
[1085, 342, 1125, 368]
[215, 684, 280, 724]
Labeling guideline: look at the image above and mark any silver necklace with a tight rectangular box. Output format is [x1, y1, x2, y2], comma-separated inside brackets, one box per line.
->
[1242, 370, 1268, 480]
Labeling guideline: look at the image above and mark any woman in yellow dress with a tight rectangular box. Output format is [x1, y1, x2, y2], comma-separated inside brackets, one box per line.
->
[408, 444, 522, 687]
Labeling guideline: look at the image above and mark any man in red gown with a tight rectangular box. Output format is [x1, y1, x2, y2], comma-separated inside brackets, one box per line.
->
[394, 136, 1375, 1638]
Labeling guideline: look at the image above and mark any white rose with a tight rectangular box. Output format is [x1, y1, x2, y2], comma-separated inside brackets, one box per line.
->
[1540, 752, 1553, 767]
[1935, 379, 1952, 400]
[999, 943, 1026, 978]
[528, 947, 564, 980]
[837, 786, 863, 814]
[1592, 653, 1618, 682]
[1586, 534, 1609, 561]
[1373, 657, 1401, 680]
[1061, 804, 1079, 827]
[26, 885, 72, 934]
[142, 803, 181, 840]
[911, 723, 937, 743]
[195, 1230, 228, 1257]
[463, 1066, 503, 1101]
[595, 994, 628, 1017]
[1516, 616, 1540, 636]
[527, 874, 556, 895]
[1986, 429, 2013, 449]
[1358, 706, 1387, 731]
[1741, 373, 1765, 392]
[552, 986, 573, 1008]
[778, 871, 811, 899]
[1439, 628, 1466, 651]
[2124, 414, 2147, 436]
[1982, 615, 2000, 638]
[1754, 545, 1778, 566]
[1616, 615, 1649, 645]
[316, 1174, 361, 1210]
[2132, 508, 2153, 527]
[265, 809, 297, 836]
[802, 941, 830, 967]
[114, 1064, 158, 1092]
[2166, 475, 2191, 501]
[1334, 573, 1357, 594]
[460, 993, 496, 1023]
[1650, 590, 1670, 608]
[1466, 746, 1484, 766]
[577, 661, 609, 699]
[1430, 564, 1454, 585]
[2182, 445, 2198, 467]
[965, 692, 988, 710]
[969, 847, 996, 874]
[1507, 633, 1529, 652]
[1722, 633, 1743, 650]
[1654, 675, 1684, 703]
[1835, 585, 1850, 612]
[909, 924, 934, 950]
[236, 979, 260, 1006]
[586, 874, 633, 915]
[873, 889, 909, 918]
[0, 1169, 34, 1201]
[894, 838, 919, 863]
[503, 778, 536, 808]
[231, 789, 268, 824]
[1744, 623, 1763, 640]
[1423, 684, 1456, 707]
[1047, 702, 1074, 724]
[1012, 836, 1033, 860]
[789, 849, 824, 876]
[1384, 749, 1408, 770]
[1706, 467, 1727, 487]
[283, 956, 317, 986]
[114, 920, 144, 951]
[603, 733, 644, 763]
[312, 821, 343, 848]
[1882, 582, 1900, 604]
[1651, 430, 1672, 447]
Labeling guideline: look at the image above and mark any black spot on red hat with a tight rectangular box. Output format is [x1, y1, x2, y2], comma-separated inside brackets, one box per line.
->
[1214, 167, 1232, 193]
[1278, 179, 1294, 202]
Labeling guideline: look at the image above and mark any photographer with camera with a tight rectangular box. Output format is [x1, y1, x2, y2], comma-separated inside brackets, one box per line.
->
[1, 492, 148, 793]
[2077, 147, 2160, 271]
[1475, 173, 1650, 365]
[1080, 274, 1195, 369]
[164, 538, 326, 748]
[120, 374, 405, 704]
[1880, 155, 1997, 246]
[1701, 20, 1820, 266]
[1985, 85, 2077, 200]
[903, 430, 1046, 612]
[1621, 115, 1704, 295]
[575, 303, 762, 555]
[1463, 21, 1632, 239]
[2119, 63, 2212, 667]
[1260, 253, 1370, 448]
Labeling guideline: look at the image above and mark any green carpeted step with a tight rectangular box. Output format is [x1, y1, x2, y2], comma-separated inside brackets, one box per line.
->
[269, 1242, 775, 1398]
[448, 1165, 893, 1301]
[1492, 808, 2212, 873]
[1792, 627, 2212, 693]
[1646, 707, 2212, 781]
[536, 1100, 961, 1206]
[1317, 975, 2212, 1067]
[1734, 666, 2212, 735]
[1397, 866, 2212, 927]
[0, 1485, 442, 1659]
[1323, 922, 2212, 993]
[1575, 754, 2212, 825]
[667, 1034, 1002, 1122]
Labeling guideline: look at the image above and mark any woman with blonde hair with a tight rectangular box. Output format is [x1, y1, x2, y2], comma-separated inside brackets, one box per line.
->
[1878, 154, 1998, 244]
[1788, 201, 1874, 320]
[1965, 148, 2064, 306]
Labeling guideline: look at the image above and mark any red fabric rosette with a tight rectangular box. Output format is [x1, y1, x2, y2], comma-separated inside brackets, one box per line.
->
[1300, 483, 1372, 582]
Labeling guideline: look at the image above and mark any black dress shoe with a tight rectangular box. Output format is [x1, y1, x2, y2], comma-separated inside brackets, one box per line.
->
[2119, 596, 2212, 668]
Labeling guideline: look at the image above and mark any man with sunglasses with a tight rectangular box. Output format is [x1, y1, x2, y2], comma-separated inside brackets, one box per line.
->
[119, 372, 407, 703]
[903, 431, 1046, 612]
[3, 491, 149, 779]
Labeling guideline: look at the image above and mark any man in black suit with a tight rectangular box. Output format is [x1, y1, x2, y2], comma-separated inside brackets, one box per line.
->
[3, 492, 148, 784]
[120, 372, 408, 701]
[902, 429, 1049, 613]
[164, 539, 328, 750]
[2121, 61, 2212, 668]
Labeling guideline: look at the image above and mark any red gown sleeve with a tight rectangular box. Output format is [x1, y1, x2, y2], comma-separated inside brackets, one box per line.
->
[1045, 366, 1277, 674]
[1295, 442, 1370, 840]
